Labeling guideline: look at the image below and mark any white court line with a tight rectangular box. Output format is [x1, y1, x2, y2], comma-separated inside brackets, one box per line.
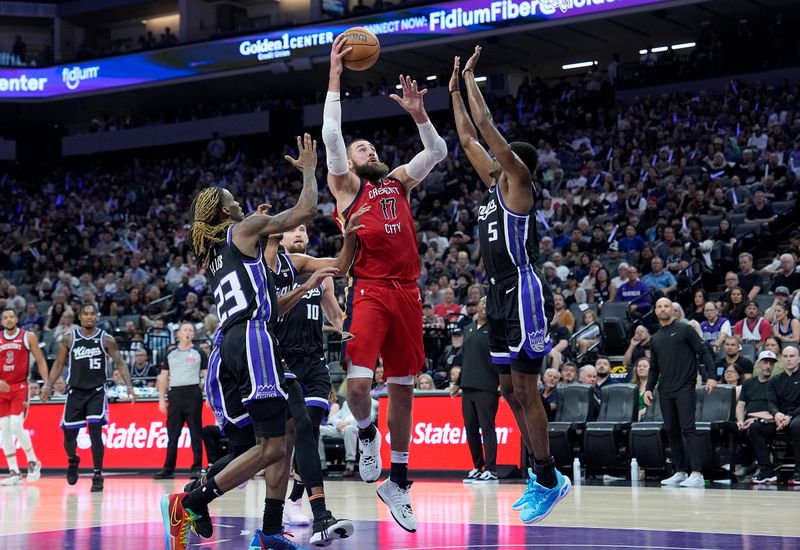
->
[194, 539, 230, 546]
[394, 545, 723, 550]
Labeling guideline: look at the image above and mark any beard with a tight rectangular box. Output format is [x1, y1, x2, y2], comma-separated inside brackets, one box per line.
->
[354, 161, 390, 181]
[284, 242, 307, 254]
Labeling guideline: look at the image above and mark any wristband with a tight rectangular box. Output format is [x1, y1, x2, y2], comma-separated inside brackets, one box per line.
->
[449, 88, 460, 93]
[463, 69, 473, 73]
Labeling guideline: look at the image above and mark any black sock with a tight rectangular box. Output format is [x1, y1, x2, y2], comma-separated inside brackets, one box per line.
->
[289, 478, 305, 502]
[308, 494, 330, 522]
[528, 454, 537, 472]
[390, 462, 409, 487]
[358, 423, 376, 441]
[93, 469, 102, 477]
[534, 456, 557, 489]
[262, 498, 284, 535]
[183, 478, 223, 512]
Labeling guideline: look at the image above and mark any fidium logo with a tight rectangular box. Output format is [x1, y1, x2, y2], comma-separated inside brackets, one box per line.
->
[62, 66, 100, 90]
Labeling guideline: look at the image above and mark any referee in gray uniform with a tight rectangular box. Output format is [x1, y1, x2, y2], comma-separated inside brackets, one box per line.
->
[450, 298, 500, 482]
[154, 322, 207, 479]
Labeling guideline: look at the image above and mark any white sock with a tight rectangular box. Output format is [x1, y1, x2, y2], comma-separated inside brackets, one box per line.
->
[356, 417, 372, 430]
[5, 454, 18, 473]
[390, 450, 409, 464]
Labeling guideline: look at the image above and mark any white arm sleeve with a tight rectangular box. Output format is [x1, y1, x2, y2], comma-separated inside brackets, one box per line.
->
[405, 120, 448, 182]
[321, 92, 349, 176]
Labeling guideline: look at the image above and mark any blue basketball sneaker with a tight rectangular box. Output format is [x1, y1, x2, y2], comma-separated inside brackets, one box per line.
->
[249, 529, 309, 550]
[512, 469, 537, 511]
[519, 469, 571, 524]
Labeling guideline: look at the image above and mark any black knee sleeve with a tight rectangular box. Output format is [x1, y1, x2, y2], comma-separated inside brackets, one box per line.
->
[88, 423, 104, 471]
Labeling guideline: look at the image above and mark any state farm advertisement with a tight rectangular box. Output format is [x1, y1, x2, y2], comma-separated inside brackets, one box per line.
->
[377, 395, 521, 471]
[4, 402, 215, 469]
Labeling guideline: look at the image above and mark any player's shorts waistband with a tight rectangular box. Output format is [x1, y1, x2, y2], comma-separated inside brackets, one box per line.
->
[353, 278, 419, 290]
[488, 269, 524, 285]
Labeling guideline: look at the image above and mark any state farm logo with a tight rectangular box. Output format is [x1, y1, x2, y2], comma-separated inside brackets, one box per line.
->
[62, 65, 100, 90]
[384, 422, 511, 445]
[75, 421, 194, 450]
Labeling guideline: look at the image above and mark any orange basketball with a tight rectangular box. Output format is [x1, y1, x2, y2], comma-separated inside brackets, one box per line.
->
[340, 27, 380, 71]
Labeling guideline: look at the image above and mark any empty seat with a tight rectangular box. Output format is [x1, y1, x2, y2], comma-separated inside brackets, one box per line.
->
[727, 213, 747, 226]
[629, 388, 668, 471]
[548, 384, 593, 468]
[583, 384, 639, 471]
[695, 384, 737, 473]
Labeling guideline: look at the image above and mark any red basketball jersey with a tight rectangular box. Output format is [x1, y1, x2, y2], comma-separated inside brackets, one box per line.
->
[334, 177, 420, 282]
[0, 329, 31, 384]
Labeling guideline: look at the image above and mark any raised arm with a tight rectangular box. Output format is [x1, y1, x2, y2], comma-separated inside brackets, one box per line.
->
[277, 267, 339, 317]
[323, 35, 358, 197]
[288, 204, 369, 275]
[387, 75, 447, 193]
[462, 46, 533, 212]
[320, 277, 344, 333]
[450, 55, 494, 187]
[233, 134, 318, 250]
[40, 331, 71, 402]
[26, 331, 50, 389]
[104, 334, 136, 402]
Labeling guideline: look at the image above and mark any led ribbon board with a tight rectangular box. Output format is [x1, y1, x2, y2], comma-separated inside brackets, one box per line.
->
[0, 0, 672, 99]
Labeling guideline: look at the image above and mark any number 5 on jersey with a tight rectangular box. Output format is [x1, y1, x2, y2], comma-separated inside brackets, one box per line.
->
[487, 221, 498, 242]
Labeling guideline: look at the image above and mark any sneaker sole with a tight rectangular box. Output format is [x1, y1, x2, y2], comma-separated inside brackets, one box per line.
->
[159, 495, 172, 550]
[751, 477, 778, 484]
[310, 519, 354, 547]
[377, 488, 416, 533]
[521, 477, 571, 525]
[283, 516, 311, 526]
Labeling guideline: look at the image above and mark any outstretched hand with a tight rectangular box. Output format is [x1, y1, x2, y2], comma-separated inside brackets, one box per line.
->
[329, 34, 353, 77]
[307, 266, 341, 288]
[389, 75, 428, 117]
[284, 134, 318, 173]
[344, 204, 371, 236]
[462, 45, 481, 76]
[449, 56, 461, 92]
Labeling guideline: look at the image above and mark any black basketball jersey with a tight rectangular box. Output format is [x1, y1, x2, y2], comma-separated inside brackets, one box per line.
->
[272, 253, 324, 355]
[208, 226, 277, 333]
[477, 184, 540, 279]
[66, 327, 109, 389]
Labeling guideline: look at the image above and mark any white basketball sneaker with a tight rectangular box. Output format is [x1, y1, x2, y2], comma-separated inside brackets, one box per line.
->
[1, 472, 23, 486]
[282, 499, 311, 526]
[27, 461, 41, 482]
[377, 478, 416, 532]
[357, 427, 382, 483]
[660, 471, 688, 486]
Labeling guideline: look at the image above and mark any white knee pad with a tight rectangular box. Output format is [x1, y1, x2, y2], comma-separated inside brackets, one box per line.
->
[387, 375, 415, 386]
[346, 364, 375, 379]
[0, 417, 13, 452]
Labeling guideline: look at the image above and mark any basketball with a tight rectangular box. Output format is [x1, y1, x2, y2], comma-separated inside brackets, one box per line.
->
[340, 27, 380, 71]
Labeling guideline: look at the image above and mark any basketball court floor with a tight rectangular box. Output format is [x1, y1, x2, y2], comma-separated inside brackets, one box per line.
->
[1, 475, 798, 549]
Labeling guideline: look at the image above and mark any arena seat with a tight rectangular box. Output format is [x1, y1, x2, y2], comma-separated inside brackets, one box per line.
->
[629, 388, 668, 472]
[695, 384, 737, 476]
[583, 384, 639, 472]
[548, 384, 593, 469]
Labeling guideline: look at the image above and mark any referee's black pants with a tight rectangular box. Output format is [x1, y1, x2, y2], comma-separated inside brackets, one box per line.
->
[164, 385, 203, 471]
[462, 388, 499, 472]
[659, 385, 704, 473]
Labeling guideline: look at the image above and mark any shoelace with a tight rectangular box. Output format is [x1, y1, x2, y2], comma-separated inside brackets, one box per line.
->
[263, 531, 299, 549]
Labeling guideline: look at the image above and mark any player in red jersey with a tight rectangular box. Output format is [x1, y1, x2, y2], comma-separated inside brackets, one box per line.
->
[0, 308, 49, 485]
[322, 34, 447, 532]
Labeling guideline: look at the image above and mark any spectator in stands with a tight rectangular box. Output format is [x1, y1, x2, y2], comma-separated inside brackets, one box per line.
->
[422, 303, 445, 329]
[756, 336, 784, 378]
[590, 267, 615, 305]
[672, 302, 702, 337]
[550, 294, 575, 333]
[457, 301, 478, 329]
[734, 302, 772, 348]
[642, 257, 678, 298]
[319, 396, 359, 477]
[434, 287, 462, 326]
[131, 349, 157, 387]
[747, 345, 800, 485]
[715, 336, 754, 381]
[370, 362, 387, 398]
[611, 262, 629, 290]
[737, 253, 763, 301]
[665, 240, 690, 275]
[689, 289, 708, 323]
[45, 302, 69, 332]
[744, 190, 776, 224]
[5, 286, 25, 312]
[20, 303, 45, 336]
[770, 302, 799, 345]
[771, 254, 800, 294]
[165, 256, 188, 287]
[724, 364, 744, 398]
[618, 224, 645, 253]
[623, 324, 651, 369]
[594, 357, 615, 389]
[52, 377, 68, 400]
[548, 324, 570, 373]
[578, 365, 601, 418]
[540, 368, 560, 421]
[764, 286, 792, 321]
[700, 301, 732, 353]
[415, 374, 435, 391]
[615, 265, 652, 315]
[435, 329, 464, 389]
[721, 286, 747, 323]
[53, 310, 75, 344]
[180, 292, 206, 324]
[542, 262, 561, 294]
[632, 357, 650, 419]
[735, 350, 776, 477]
[562, 273, 587, 306]
[655, 226, 678, 260]
[561, 362, 577, 385]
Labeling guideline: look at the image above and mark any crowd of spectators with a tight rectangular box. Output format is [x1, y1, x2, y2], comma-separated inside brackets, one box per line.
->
[1, 65, 799, 404]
